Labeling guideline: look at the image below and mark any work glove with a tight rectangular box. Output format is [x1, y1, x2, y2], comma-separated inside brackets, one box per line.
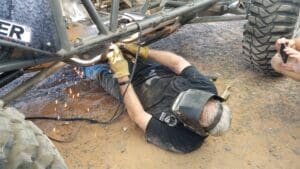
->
[120, 43, 149, 59]
[106, 44, 130, 78]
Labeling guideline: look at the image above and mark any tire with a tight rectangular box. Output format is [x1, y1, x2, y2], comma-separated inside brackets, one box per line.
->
[243, 0, 300, 76]
[0, 101, 67, 169]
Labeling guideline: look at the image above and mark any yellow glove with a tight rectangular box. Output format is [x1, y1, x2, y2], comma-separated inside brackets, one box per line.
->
[122, 43, 149, 59]
[107, 44, 130, 79]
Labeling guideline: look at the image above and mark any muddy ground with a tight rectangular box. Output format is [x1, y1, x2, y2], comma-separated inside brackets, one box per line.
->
[2, 21, 300, 169]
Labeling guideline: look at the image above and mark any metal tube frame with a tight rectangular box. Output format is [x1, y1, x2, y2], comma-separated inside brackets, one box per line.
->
[165, 1, 186, 8]
[51, 0, 71, 51]
[189, 15, 246, 23]
[81, 0, 109, 34]
[0, 70, 23, 88]
[0, 0, 217, 73]
[140, 0, 151, 14]
[61, 0, 217, 56]
[110, 0, 120, 32]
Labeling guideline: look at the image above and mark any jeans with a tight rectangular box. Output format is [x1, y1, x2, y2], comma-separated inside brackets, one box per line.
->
[82, 59, 157, 101]
[82, 64, 122, 101]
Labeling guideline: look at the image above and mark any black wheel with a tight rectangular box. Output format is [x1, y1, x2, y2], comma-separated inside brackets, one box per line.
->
[0, 101, 67, 169]
[243, 0, 300, 76]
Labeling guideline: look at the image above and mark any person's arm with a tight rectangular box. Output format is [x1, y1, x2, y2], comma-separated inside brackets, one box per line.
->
[118, 76, 152, 131]
[147, 49, 191, 74]
[121, 43, 191, 74]
[106, 44, 152, 131]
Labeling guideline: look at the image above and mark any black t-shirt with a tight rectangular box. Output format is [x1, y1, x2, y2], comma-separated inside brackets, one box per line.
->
[132, 64, 218, 153]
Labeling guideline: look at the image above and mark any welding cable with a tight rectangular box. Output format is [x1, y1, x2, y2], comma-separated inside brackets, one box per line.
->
[25, 115, 120, 124]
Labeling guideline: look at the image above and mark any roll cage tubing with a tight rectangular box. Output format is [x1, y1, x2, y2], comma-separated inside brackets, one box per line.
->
[0, 0, 217, 72]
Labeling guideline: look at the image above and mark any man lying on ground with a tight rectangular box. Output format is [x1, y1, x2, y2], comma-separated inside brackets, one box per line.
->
[83, 44, 232, 153]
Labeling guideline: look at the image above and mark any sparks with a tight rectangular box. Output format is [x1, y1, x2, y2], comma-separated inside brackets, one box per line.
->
[69, 88, 73, 95]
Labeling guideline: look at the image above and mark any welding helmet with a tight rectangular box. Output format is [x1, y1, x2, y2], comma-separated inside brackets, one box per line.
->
[172, 89, 224, 136]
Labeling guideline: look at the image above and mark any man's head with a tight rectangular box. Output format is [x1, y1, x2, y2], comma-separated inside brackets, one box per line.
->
[172, 89, 232, 136]
[199, 99, 232, 136]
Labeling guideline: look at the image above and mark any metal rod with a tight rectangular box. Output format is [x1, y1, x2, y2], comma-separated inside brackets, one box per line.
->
[0, 62, 65, 105]
[68, 54, 103, 66]
[189, 15, 246, 23]
[140, 0, 150, 14]
[50, 0, 71, 50]
[81, 0, 109, 35]
[121, 1, 160, 14]
[121, 18, 178, 43]
[0, 57, 62, 72]
[110, 0, 120, 32]
[0, 70, 23, 88]
[165, 1, 186, 8]
[0, 39, 59, 57]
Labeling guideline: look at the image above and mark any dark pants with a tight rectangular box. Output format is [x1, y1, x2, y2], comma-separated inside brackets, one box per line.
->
[82, 59, 156, 101]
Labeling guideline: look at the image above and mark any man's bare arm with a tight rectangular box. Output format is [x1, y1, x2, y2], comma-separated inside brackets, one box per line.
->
[118, 76, 152, 131]
[106, 44, 152, 131]
[147, 49, 191, 74]
[121, 43, 191, 74]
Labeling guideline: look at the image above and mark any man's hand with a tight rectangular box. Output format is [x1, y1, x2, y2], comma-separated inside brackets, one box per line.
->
[107, 44, 130, 78]
[119, 43, 149, 59]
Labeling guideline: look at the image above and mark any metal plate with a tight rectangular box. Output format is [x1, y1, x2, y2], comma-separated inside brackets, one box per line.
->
[0, 19, 31, 43]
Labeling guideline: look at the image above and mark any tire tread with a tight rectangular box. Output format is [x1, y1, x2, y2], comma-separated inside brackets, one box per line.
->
[0, 101, 67, 169]
[243, 0, 300, 75]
